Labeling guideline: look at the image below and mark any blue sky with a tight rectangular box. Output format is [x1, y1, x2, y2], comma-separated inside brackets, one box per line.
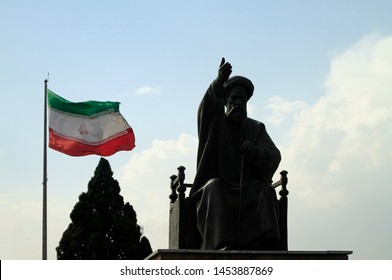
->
[1, 0, 392, 260]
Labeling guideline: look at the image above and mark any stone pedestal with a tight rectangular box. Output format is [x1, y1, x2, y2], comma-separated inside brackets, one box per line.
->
[146, 249, 352, 260]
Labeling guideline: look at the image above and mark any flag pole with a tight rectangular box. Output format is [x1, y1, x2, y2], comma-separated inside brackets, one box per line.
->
[42, 78, 48, 260]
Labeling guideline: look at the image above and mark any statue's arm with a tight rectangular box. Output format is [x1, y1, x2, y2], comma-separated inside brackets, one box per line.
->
[197, 58, 232, 131]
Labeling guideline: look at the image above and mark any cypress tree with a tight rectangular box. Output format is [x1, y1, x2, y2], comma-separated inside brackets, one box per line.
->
[56, 158, 152, 259]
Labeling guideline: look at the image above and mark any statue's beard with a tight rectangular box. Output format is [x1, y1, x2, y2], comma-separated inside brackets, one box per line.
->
[226, 106, 247, 122]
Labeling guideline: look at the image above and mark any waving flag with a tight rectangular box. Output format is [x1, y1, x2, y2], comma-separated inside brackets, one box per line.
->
[48, 89, 135, 156]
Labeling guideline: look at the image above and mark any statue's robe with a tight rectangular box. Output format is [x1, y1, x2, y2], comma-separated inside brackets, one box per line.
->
[189, 80, 282, 249]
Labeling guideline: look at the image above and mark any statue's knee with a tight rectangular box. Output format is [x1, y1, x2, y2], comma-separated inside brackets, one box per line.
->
[205, 178, 221, 185]
[201, 178, 222, 195]
[203, 178, 221, 187]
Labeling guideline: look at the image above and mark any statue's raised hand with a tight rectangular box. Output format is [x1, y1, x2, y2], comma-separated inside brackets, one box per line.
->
[217, 57, 232, 86]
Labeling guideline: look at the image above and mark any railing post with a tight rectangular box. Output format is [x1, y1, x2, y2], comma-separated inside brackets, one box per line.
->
[177, 166, 186, 200]
[279, 170, 289, 197]
[169, 175, 178, 203]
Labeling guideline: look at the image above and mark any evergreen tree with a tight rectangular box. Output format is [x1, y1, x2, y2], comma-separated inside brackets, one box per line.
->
[56, 158, 152, 259]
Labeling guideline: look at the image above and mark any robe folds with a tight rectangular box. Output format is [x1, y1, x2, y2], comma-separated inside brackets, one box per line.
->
[190, 80, 282, 249]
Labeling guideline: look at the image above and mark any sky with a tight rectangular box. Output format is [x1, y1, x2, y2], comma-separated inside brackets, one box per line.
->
[1, 0, 392, 260]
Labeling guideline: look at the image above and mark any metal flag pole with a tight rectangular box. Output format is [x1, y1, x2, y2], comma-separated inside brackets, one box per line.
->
[42, 78, 48, 260]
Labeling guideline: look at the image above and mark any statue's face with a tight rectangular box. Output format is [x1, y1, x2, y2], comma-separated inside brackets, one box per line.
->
[225, 85, 248, 122]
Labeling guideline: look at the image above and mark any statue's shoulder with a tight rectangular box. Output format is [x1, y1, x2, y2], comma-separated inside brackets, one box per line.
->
[246, 117, 266, 129]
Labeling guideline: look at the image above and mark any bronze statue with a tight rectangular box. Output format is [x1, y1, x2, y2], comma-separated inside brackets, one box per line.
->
[189, 58, 282, 250]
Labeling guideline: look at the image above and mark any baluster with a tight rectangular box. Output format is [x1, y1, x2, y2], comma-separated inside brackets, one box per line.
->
[279, 170, 289, 197]
[177, 166, 186, 200]
[169, 175, 178, 203]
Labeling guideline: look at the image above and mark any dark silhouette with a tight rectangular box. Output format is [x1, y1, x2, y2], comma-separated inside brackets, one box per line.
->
[190, 58, 282, 250]
[56, 158, 152, 259]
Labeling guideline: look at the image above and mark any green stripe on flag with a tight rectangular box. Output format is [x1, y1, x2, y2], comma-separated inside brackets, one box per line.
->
[47, 89, 120, 117]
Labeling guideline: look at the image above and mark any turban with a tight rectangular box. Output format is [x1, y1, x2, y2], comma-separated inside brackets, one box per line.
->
[223, 76, 254, 100]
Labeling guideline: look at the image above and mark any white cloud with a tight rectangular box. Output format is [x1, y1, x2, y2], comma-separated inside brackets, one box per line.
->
[265, 96, 308, 126]
[134, 86, 162, 96]
[280, 35, 392, 258]
[246, 102, 255, 115]
[0, 199, 41, 259]
[119, 134, 197, 251]
[0, 196, 71, 260]
[115, 86, 162, 99]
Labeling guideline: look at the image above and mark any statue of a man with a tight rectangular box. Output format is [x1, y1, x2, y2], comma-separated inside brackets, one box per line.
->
[189, 58, 282, 250]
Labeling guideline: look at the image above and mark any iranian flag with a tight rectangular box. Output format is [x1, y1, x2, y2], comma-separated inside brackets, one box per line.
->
[48, 89, 135, 156]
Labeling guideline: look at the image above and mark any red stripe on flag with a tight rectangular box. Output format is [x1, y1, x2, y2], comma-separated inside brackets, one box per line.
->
[49, 128, 135, 156]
